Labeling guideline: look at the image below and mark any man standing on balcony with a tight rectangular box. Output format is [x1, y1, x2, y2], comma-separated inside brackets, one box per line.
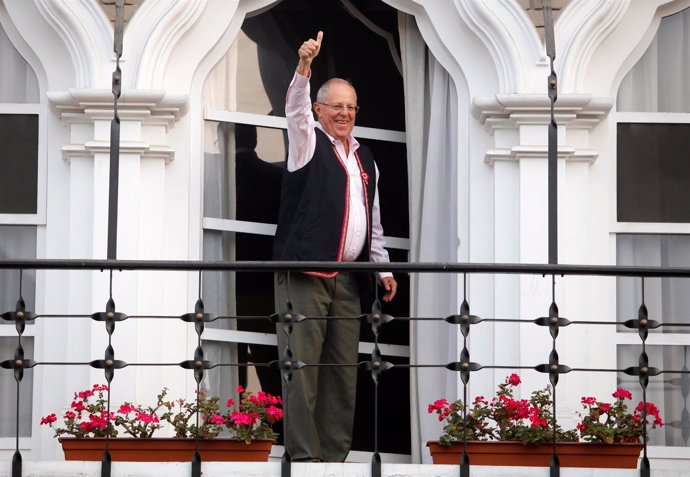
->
[273, 31, 397, 462]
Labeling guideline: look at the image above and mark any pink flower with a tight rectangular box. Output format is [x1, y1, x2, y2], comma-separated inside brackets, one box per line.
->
[226, 398, 235, 408]
[599, 403, 611, 413]
[266, 406, 283, 423]
[236, 385, 245, 394]
[118, 404, 134, 415]
[208, 414, 226, 426]
[231, 411, 256, 426]
[581, 396, 597, 405]
[71, 401, 86, 412]
[63, 411, 76, 420]
[135, 412, 155, 424]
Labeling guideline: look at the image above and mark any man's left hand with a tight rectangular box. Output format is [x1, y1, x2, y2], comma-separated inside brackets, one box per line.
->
[381, 276, 397, 303]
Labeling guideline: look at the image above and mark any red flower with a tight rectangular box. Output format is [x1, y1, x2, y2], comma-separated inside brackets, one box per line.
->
[507, 374, 521, 386]
[581, 396, 597, 405]
[40, 414, 57, 425]
[612, 388, 632, 400]
[599, 403, 611, 413]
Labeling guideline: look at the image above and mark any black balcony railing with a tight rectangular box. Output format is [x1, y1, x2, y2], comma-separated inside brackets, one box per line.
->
[1, 259, 690, 477]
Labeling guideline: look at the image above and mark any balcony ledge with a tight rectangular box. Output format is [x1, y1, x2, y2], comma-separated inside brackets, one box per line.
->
[1, 461, 687, 477]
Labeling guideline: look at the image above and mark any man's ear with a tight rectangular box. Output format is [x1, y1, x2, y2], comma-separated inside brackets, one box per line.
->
[313, 102, 321, 118]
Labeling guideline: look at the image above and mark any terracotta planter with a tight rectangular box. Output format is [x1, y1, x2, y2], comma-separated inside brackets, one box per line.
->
[59, 437, 273, 462]
[427, 441, 643, 468]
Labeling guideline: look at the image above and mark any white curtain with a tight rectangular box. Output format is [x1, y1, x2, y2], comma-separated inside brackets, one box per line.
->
[616, 235, 690, 447]
[400, 14, 460, 463]
[0, 228, 37, 439]
[0, 22, 39, 102]
[0, 20, 39, 438]
[616, 6, 690, 448]
[617, 7, 690, 113]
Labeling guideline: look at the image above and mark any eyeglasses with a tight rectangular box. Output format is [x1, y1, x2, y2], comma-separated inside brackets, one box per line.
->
[318, 102, 360, 113]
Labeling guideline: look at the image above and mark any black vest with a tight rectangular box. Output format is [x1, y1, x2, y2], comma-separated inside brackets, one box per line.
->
[273, 129, 378, 277]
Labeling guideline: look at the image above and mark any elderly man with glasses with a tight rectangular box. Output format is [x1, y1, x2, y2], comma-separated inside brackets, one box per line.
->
[273, 31, 397, 463]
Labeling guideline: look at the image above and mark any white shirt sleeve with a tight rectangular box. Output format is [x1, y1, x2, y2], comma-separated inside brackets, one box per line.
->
[370, 165, 392, 281]
[285, 72, 316, 172]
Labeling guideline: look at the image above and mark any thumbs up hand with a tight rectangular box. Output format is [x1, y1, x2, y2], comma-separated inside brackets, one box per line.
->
[297, 31, 323, 76]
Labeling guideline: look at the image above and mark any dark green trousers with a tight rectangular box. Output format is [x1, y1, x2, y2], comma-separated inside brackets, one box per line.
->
[275, 271, 361, 462]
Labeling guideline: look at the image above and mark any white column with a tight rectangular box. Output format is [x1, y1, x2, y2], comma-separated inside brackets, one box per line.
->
[45, 89, 191, 425]
[473, 94, 613, 408]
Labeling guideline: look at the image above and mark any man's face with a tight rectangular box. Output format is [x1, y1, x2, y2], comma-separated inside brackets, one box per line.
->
[314, 82, 357, 142]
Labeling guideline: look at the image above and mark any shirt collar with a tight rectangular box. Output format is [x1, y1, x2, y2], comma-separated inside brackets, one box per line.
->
[316, 123, 359, 151]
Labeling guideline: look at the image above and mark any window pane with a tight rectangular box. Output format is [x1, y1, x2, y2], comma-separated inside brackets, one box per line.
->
[617, 234, 690, 333]
[0, 114, 38, 214]
[0, 337, 34, 437]
[618, 345, 689, 447]
[617, 123, 690, 223]
[361, 138, 409, 239]
[203, 122, 285, 221]
[0, 226, 36, 317]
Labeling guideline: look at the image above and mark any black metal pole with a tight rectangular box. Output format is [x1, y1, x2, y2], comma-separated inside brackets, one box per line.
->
[107, 0, 125, 260]
[544, 0, 558, 264]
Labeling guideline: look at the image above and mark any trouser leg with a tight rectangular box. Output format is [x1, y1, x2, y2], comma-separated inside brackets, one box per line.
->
[275, 272, 329, 461]
[315, 272, 361, 462]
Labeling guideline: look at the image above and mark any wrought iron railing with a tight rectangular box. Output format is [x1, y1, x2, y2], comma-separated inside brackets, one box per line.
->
[2, 259, 690, 477]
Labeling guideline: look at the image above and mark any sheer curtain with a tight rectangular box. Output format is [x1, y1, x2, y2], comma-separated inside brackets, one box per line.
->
[400, 14, 460, 463]
[0, 22, 39, 438]
[617, 235, 690, 446]
[617, 7, 690, 113]
[0, 23, 39, 102]
[616, 6, 690, 447]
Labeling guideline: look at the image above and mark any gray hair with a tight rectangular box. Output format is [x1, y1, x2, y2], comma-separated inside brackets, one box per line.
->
[316, 78, 356, 103]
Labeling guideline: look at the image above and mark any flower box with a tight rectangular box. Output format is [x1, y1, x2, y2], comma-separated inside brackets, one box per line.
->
[59, 437, 273, 462]
[427, 440, 643, 468]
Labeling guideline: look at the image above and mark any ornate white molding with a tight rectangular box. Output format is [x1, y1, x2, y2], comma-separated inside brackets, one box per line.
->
[457, 0, 545, 93]
[556, 0, 631, 93]
[61, 141, 174, 163]
[34, 0, 112, 87]
[125, 0, 208, 89]
[47, 89, 188, 129]
[484, 146, 598, 165]
[48, 89, 186, 163]
[472, 94, 614, 132]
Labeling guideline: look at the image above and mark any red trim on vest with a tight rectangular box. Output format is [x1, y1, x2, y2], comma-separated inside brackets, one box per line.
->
[354, 150, 372, 257]
[302, 144, 350, 278]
